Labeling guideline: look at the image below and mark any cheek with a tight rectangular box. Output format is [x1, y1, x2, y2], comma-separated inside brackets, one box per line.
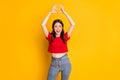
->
[54, 27, 57, 30]
[60, 27, 62, 31]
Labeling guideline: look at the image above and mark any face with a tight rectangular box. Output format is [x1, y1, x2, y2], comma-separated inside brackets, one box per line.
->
[54, 22, 62, 36]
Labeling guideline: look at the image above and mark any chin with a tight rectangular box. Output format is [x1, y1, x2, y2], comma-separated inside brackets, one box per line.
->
[55, 32, 61, 35]
[56, 33, 60, 35]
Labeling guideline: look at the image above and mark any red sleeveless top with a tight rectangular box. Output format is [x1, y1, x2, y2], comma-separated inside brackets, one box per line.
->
[46, 32, 70, 53]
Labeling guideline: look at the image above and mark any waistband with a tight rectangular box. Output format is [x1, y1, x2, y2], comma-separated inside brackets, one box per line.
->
[52, 54, 68, 60]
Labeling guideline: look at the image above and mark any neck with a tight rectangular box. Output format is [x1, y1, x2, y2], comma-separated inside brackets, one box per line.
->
[56, 34, 60, 37]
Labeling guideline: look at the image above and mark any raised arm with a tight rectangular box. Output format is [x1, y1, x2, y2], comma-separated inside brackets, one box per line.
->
[41, 5, 57, 37]
[60, 5, 75, 37]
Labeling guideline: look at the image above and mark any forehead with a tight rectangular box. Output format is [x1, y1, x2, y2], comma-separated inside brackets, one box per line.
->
[54, 22, 62, 26]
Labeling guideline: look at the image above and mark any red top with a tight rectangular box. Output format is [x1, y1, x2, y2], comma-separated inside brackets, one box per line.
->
[46, 32, 70, 53]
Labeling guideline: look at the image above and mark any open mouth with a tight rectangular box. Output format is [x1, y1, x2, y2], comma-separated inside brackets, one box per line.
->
[56, 30, 60, 33]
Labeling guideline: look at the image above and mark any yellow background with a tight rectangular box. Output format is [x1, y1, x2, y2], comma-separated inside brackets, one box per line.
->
[0, 0, 120, 80]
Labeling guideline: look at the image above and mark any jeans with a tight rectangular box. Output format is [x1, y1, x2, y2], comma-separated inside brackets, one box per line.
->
[47, 54, 71, 80]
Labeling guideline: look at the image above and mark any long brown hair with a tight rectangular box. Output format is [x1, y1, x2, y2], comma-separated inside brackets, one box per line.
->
[50, 19, 66, 43]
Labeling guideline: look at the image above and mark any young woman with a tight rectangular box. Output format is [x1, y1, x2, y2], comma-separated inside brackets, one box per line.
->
[41, 4, 75, 80]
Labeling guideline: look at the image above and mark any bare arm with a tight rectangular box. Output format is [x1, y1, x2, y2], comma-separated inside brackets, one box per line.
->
[41, 5, 57, 37]
[60, 5, 75, 37]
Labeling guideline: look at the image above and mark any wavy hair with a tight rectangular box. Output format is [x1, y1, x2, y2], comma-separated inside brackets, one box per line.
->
[50, 19, 66, 43]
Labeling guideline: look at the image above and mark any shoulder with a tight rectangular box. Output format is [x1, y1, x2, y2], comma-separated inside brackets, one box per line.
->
[46, 32, 52, 41]
[64, 32, 70, 40]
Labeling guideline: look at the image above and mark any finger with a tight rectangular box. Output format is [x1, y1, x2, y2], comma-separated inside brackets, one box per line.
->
[52, 11, 57, 14]
[60, 4, 64, 8]
[53, 4, 56, 7]
[52, 4, 56, 9]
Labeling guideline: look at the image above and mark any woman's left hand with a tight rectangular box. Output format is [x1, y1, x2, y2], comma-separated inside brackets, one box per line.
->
[59, 5, 65, 13]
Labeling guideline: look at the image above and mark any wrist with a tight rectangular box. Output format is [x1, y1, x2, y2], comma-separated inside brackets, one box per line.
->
[48, 12, 52, 15]
[63, 11, 67, 14]
[62, 10, 66, 13]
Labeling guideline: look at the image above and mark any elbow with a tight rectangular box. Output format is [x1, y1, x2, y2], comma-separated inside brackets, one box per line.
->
[41, 24, 45, 27]
[73, 23, 75, 26]
[71, 22, 75, 27]
[41, 21, 46, 26]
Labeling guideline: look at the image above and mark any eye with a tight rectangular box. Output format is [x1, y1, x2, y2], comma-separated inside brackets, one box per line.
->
[54, 26, 57, 27]
[59, 25, 62, 27]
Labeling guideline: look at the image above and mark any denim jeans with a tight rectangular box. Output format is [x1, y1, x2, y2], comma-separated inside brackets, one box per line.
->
[47, 54, 71, 80]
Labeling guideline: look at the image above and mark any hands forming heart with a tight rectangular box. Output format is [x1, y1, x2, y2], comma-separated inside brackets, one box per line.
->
[51, 4, 65, 14]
